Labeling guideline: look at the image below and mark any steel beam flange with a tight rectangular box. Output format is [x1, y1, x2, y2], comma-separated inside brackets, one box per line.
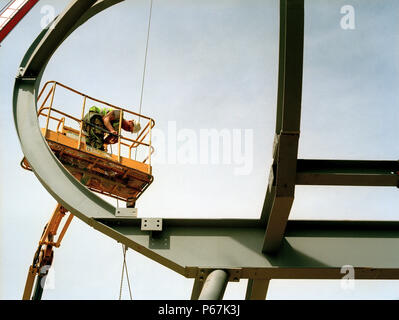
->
[195, 268, 242, 282]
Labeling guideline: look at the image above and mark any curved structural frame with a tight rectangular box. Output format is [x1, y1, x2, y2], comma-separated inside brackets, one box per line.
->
[14, 0, 399, 300]
[14, 0, 124, 223]
[13, 0, 183, 290]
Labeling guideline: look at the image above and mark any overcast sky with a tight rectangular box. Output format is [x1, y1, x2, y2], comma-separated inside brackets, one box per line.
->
[1, 0, 399, 299]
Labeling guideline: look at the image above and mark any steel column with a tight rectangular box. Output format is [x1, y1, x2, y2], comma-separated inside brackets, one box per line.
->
[262, 0, 304, 253]
[245, 279, 270, 300]
[190, 277, 204, 300]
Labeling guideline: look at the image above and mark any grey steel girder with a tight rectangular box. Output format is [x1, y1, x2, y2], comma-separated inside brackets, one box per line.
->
[95, 218, 399, 281]
[14, 1, 126, 223]
[261, 0, 304, 253]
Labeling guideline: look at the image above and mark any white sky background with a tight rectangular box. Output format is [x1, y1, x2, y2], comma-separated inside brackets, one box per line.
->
[0, 0, 399, 299]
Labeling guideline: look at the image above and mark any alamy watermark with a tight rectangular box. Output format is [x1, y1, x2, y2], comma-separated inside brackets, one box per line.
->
[340, 5, 356, 30]
[150, 121, 254, 176]
[40, 5, 56, 30]
[340, 265, 355, 290]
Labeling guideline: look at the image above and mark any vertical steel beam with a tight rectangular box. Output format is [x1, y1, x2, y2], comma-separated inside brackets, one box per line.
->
[274, 0, 304, 134]
[190, 277, 204, 300]
[198, 270, 229, 300]
[245, 279, 270, 300]
[261, 0, 304, 253]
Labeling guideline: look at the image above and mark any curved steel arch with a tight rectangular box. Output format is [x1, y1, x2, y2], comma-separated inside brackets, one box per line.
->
[13, 0, 124, 224]
[13, 0, 189, 281]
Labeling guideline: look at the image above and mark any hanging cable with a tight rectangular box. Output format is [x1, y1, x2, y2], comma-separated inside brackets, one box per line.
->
[139, 0, 153, 116]
[135, 0, 153, 160]
[124, 248, 133, 299]
[118, 244, 125, 299]
[116, 179, 132, 299]
[118, 244, 133, 300]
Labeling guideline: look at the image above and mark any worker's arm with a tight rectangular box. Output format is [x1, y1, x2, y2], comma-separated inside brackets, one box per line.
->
[103, 111, 118, 135]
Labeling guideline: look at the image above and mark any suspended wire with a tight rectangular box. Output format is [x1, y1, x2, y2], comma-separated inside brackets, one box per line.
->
[138, 0, 153, 117]
[124, 249, 133, 299]
[114, 144, 132, 299]
[118, 244, 126, 299]
[114, 146, 132, 300]
[117, 0, 154, 299]
[135, 0, 153, 160]
[118, 244, 133, 300]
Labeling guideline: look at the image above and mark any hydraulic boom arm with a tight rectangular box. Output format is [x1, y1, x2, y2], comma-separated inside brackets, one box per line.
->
[23, 203, 73, 300]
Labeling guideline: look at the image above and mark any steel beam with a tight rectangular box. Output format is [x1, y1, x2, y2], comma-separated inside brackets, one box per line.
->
[274, 1, 304, 135]
[100, 220, 399, 281]
[14, 1, 127, 226]
[262, 0, 304, 253]
[245, 279, 270, 300]
[198, 270, 229, 300]
[296, 159, 399, 186]
[190, 278, 204, 300]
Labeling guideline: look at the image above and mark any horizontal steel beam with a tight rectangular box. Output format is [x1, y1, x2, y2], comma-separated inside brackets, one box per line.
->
[95, 220, 399, 280]
[296, 159, 399, 186]
[97, 217, 399, 230]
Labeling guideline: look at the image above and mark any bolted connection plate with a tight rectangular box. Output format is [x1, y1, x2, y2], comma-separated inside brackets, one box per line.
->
[141, 218, 162, 231]
[115, 208, 138, 218]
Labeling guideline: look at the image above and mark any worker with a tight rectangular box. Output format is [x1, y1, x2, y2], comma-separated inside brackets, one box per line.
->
[82, 106, 141, 151]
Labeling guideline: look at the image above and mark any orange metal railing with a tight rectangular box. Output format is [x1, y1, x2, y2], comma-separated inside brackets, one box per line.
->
[36, 81, 155, 166]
